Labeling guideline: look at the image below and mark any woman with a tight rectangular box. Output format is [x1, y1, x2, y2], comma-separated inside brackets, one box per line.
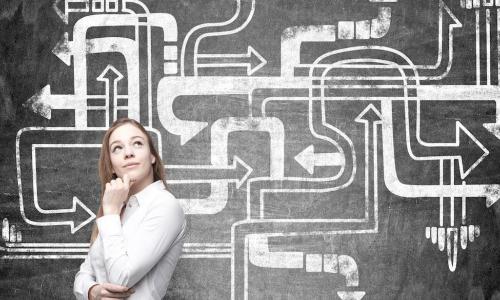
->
[73, 118, 186, 300]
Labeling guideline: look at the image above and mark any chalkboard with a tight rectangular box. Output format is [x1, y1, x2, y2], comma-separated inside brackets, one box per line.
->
[1, 0, 500, 299]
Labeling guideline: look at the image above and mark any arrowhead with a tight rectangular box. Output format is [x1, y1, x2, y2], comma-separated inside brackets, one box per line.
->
[485, 185, 500, 208]
[441, 0, 462, 29]
[70, 196, 96, 234]
[295, 145, 315, 175]
[233, 156, 253, 189]
[337, 291, 366, 300]
[483, 122, 500, 140]
[457, 122, 489, 179]
[52, 32, 72, 66]
[248, 46, 267, 75]
[97, 65, 124, 82]
[23, 85, 53, 119]
[52, 0, 68, 24]
[354, 104, 382, 124]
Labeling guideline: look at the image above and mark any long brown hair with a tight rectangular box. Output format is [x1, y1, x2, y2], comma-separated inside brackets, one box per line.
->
[89, 118, 167, 245]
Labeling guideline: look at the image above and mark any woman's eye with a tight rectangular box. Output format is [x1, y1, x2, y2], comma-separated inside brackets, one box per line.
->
[112, 146, 122, 153]
[133, 141, 143, 147]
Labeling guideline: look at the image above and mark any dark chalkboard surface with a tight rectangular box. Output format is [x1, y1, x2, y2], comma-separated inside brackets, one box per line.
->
[2, 0, 500, 299]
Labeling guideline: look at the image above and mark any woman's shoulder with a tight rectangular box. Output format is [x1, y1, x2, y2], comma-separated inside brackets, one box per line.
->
[149, 185, 184, 217]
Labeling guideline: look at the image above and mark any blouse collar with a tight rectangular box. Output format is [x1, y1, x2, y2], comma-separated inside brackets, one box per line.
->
[128, 180, 165, 207]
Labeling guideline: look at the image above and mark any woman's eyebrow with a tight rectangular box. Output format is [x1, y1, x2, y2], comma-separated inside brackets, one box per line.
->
[110, 136, 145, 147]
[109, 140, 121, 147]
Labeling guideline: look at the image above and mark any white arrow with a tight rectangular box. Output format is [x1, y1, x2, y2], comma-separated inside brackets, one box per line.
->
[36, 196, 96, 234]
[166, 155, 253, 189]
[51, 0, 67, 25]
[294, 145, 345, 175]
[414, 0, 461, 70]
[197, 46, 267, 75]
[17, 140, 98, 234]
[411, 0, 461, 80]
[97, 65, 125, 125]
[23, 85, 84, 119]
[52, 32, 72, 66]
[156, 76, 310, 146]
[381, 100, 500, 207]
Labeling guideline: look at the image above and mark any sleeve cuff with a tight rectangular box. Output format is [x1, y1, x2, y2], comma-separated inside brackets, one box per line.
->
[96, 214, 122, 237]
[84, 282, 99, 300]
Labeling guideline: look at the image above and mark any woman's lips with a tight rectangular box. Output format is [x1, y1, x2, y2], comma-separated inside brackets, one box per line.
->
[124, 163, 139, 169]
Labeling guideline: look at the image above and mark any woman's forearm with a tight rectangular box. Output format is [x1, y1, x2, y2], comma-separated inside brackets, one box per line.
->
[96, 196, 185, 287]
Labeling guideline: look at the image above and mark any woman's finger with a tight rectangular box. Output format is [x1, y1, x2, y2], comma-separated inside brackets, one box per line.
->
[101, 296, 132, 300]
[102, 291, 134, 298]
[123, 173, 130, 187]
[101, 282, 131, 293]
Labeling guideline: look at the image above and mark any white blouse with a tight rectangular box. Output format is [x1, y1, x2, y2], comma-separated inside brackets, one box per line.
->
[73, 180, 186, 300]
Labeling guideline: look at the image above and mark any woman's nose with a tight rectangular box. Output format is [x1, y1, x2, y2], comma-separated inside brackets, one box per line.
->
[124, 145, 135, 157]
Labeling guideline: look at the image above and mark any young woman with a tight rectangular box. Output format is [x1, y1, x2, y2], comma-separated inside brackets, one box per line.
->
[73, 118, 186, 300]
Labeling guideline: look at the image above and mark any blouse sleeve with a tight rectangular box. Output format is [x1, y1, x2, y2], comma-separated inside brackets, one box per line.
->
[96, 195, 185, 288]
[73, 253, 98, 300]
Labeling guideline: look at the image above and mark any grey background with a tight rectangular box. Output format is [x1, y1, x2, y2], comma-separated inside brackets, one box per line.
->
[1, 0, 500, 299]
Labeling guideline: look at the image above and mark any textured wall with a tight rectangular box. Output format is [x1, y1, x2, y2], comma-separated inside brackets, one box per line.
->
[1, 0, 500, 299]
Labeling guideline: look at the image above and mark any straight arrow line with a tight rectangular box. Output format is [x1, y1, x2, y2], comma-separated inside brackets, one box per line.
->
[197, 62, 250, 68]
[314, 153, 345, 166]
[476, 9, 481, 85]
[166, 156, 252, 189]
[198, 53, 250, 59]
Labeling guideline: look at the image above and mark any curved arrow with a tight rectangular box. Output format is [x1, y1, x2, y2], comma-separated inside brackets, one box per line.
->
[322, 52, 487, 179]
[181, 0, 255, 76]
[156, 76, 310, 145]
[403, 99, 489, 179]
[382, 99, 500, 207]
[16, 128, 97, 233]
[412, 1, 461, 68]
[411, 0, 462, 80]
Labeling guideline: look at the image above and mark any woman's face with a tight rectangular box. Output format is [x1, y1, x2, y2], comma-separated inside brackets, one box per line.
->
[108, 123, 155, 187]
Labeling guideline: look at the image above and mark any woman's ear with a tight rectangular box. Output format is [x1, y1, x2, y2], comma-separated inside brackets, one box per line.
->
[151, 155, 155, 165]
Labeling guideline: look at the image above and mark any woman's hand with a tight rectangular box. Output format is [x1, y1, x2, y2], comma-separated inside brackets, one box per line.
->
[89, 283, 135, 299]
[102, 174, 134, 215]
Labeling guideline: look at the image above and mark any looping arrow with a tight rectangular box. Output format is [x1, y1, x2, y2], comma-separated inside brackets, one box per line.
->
[413, 0, 461, 72]
[405, 99, 488, 179]
[16, 130, 97, 233]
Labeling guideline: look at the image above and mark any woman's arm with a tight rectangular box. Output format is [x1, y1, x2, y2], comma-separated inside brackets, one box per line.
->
[73, 254, 99, 300]
[96, 194, 185, 288]
[74, 255, 135, 300]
